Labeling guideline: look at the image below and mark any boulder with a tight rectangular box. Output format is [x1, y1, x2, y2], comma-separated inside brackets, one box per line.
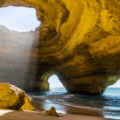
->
[19, 95, 36, 111]
[0, 83, 36, 111]
[44, 107, 59, 117]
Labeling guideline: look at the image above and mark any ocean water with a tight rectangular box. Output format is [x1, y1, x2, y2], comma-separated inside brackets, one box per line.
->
[28, 87, 120, 119]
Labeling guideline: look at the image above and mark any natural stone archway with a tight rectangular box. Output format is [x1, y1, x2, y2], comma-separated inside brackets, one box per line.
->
[29, 72, 54, 92]
[0, 0, 120, 94]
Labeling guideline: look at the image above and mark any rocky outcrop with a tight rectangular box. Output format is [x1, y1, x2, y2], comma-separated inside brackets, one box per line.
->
[44, 107, 59, 117]
[0, 25, 36, 91]
[0, 0, 120, 94]
[19, 95, 36, 111]
[0, 25, 50, 92]
[0, 83, 35, 111]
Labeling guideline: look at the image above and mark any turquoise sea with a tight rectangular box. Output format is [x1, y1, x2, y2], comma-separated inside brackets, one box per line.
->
[28, 87, 120, 120]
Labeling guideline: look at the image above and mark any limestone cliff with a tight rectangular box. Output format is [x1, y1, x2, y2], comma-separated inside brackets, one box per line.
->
[0, 0, 120, 94]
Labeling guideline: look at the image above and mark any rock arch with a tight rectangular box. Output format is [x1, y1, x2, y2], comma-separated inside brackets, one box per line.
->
[0, 0, 120, 94]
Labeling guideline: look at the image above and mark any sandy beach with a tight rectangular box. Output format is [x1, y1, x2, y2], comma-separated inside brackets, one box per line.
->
[0, 96, 114, 120]
[0, 109, 112, 120]
[0, 90, 117, 120]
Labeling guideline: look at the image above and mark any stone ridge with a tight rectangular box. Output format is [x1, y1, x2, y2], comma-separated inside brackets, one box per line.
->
[0, 0, 120, 94]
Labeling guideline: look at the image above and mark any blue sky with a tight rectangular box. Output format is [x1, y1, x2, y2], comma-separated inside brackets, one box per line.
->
[48, 75, 63, 88]
[0, 6, 120, 88]
[108, 80, 120, 88]
[0, 6, 40, 31]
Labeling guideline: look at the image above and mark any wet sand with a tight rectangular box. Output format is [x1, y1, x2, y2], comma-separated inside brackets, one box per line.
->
[0, 97, 114, 120]
[32, 98, 108, 118]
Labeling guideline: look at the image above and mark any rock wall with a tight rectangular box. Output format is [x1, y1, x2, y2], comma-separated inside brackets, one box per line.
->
[0, 25, 34, 90]
[0, 0, 120, 94]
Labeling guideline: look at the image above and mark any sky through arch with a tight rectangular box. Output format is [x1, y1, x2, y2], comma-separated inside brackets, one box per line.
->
[48, 75, 64, 88]
[108, 79, 120, 88]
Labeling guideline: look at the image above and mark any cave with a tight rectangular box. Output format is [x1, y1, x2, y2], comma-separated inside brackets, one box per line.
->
[0, 0, 120, 95]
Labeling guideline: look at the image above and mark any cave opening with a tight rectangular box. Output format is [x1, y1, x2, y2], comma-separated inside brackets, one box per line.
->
[104, 79, 120, 95]
[48, 74, 67, 92]
[108, 79, 120, 88]
[0, 6, 40, 32]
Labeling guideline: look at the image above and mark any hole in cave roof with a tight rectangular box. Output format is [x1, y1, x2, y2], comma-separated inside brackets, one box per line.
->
[0, 6, 40, 32]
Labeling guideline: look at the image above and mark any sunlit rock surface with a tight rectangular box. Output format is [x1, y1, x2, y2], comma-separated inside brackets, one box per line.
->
[19, 95, 36, 111]
[44, 107, 59, 117]
[0, 0, 120, 94]
[0, 83, 35, 111]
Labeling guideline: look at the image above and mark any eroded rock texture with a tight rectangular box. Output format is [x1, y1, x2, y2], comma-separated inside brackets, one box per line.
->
[0, 0, 120, 94]
[0, 83, 36, 111]
[44, 107, 59, 117]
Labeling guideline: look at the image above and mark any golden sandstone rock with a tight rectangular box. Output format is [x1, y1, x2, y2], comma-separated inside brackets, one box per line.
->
[19, 95, 36, 111]
[0, 0, 120, 94]
[44, 107, 59, 117]
[0, 83, 35, 111]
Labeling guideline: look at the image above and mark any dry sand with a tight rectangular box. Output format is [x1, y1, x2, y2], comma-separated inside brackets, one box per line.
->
[0, 109, 112, 120]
